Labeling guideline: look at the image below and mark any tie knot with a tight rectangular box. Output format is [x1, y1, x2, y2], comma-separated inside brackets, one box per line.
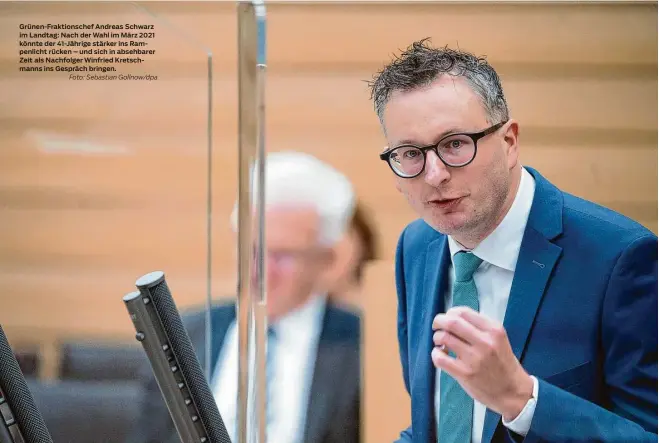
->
[453, 251, 483, 282]
[267, 326, 276, 340]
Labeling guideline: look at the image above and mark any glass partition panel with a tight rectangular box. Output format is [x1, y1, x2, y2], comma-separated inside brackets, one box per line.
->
[0, 2, 214, 440]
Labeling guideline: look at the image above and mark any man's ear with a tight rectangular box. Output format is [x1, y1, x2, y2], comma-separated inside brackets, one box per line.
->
[502, 119, 520, 170]
[322, 247, 336, 265]
[315, 247, 338, 293]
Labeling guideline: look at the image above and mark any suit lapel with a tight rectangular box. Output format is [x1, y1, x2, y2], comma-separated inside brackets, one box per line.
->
[303, 306, 357, 443]
[186, 304, 235, 375]
[505, 229, 562, 361]
[412, 236, 450, 443]
[481, 167, 564, 443]
[480, 228, 562, 443]
[303, 340, 350, 443]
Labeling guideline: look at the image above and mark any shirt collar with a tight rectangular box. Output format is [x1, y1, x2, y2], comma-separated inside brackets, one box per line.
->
[448, 166, 536, 271]
[270, 293, 326, 340]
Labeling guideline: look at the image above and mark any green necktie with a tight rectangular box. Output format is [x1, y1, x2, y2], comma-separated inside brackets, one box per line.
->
[437, 251, 483, 443]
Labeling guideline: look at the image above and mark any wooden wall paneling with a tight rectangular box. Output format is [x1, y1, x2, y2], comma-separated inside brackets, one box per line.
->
[2, 74, 657, 130]
[361, 260, 411, 442]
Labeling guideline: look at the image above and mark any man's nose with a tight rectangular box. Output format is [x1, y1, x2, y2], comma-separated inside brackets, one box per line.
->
[424, 150, 451, 186]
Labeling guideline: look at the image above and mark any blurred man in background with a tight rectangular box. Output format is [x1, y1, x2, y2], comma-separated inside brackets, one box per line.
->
[126, 151, 361, 443]
[370, 39, 657, 442]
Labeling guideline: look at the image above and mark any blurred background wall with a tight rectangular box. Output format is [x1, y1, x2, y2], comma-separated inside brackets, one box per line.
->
[0, 1, 656, 442]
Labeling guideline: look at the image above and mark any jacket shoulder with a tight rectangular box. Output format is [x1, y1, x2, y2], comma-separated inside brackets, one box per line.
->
[399, 218, 443, 249]
[179, 301, 235, 335]
[562, 192, 656, 250]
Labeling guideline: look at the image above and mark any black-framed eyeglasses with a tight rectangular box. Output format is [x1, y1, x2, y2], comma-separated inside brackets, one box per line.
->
[379, 121, 507, 178]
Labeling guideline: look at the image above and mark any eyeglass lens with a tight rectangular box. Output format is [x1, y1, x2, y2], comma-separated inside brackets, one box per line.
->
[388, 134, 476, 176]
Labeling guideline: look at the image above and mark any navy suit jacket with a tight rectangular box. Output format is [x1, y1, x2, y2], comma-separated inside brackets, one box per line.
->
[126, 300, 361, 443]
[394, 167, 658, 442]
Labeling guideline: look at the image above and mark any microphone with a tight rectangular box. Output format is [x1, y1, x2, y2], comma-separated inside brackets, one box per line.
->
[123, 271, 231, 443]
[0, 325, 53, 443]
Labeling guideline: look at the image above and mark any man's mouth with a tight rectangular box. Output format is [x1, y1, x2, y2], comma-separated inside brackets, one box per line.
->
[426, 196, 464, 210]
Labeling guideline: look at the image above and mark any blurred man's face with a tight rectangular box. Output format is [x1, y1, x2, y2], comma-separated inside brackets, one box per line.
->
[250, 206, 333, 320]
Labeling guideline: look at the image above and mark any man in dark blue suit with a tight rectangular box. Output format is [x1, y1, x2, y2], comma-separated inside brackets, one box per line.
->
[368, 39, 657, 442]
[126, 152, 361, 443]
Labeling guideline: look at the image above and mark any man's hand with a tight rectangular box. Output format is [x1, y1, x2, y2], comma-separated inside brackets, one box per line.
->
[431, 306, 534, 421]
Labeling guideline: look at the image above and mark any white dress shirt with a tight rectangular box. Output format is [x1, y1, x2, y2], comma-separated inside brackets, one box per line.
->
[435, 166, 539, 442]
[212, 294, 326, 443]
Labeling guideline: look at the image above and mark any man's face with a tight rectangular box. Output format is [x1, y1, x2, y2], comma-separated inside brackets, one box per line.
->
[250, 207, 332, 320]
[381, 76, 519, 241]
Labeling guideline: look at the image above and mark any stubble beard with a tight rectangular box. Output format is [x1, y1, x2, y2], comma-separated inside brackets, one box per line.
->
[418, 174, 510, 246]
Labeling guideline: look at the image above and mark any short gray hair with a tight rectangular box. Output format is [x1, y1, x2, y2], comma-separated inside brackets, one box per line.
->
[368, 38, 509, 126]
[230, 151, 356, 246]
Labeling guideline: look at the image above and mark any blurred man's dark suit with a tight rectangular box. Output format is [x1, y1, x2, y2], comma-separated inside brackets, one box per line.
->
[125, 299, 361, 443]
